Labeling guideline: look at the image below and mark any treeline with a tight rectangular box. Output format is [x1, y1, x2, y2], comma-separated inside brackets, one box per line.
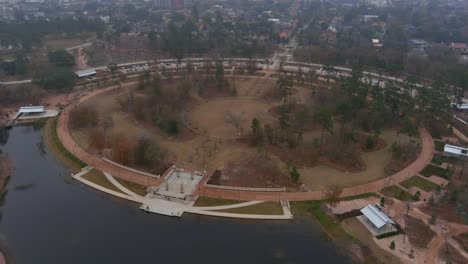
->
[69, 104, 167, 174]
[0, 16, 105, 51]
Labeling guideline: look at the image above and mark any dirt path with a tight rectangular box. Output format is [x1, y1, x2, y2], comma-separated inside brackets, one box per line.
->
[425, 223, 468, 264]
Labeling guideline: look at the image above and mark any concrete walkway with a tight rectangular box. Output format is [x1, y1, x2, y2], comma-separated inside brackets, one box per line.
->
[103, 172, 144, 199]
[72, 167, 142, 203]
[185, 207, 293, 220]
[193, 200, 263, 211]
[73, 167, 293, 220]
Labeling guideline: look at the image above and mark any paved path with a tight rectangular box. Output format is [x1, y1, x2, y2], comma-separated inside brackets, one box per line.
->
[71, 167, 143, 203]
[193, 200, 264, 211]
[104, 172, 144, 199]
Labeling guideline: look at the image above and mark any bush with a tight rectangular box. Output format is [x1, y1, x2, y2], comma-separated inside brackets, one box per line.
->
[365, 136, 375, 149]
[33, 68, 75, 90]
[389, 240, 396, 249]
[158, 120, 179, 135]
[290, 166, 300, 182]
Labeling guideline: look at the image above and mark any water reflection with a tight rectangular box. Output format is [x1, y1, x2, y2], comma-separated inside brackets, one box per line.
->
[0, 125, 352, 264]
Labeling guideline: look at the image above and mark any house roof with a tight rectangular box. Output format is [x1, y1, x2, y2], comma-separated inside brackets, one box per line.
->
[451, 43, 468, 49]
[444, 144, 468, 155]
[75, 69, 96, 78]
[360, 204, 395, 229]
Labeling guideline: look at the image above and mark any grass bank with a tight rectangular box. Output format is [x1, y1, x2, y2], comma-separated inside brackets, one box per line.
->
[43, 117, 86, 173]
[400, 176, 439, 192]
[81, 169, 124, 194]
[218, 202, 283, 215]
[194, 197, 244, 207]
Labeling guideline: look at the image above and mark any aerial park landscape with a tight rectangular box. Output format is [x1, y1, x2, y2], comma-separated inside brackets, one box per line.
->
[1, 0, 468, 263]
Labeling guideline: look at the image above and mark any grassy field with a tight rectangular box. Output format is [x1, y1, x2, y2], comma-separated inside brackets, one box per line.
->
[218, 201, 284, 215]
[431, 154, 458, 166]
[194, 197, 244, 207]
[44, 118, 86, 173]
[81, 169, 124, 194]
[434, 140, 445, 151]
[114, 177, 147, 196]
[381, 185, 417, 201]
[420, 164, 453, 179]
[300, 130, 412, 191]
[400, 176, 439, 192]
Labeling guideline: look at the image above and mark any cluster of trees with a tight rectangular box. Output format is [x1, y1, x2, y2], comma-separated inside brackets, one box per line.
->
[32, 49, 76, 90]
[0, 56, 28, 76]
[111, 134, 167, 174]
[0, 17, 105, 52]
[149, 11, 276, 61]
[118, 74, 190, 136]
[296, 1, 468, 91]
[0, 85, 43, 105]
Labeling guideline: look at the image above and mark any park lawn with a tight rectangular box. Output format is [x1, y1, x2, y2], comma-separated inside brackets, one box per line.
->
[434, 140, 445, 152]
[400, 176, 439, 192]
[420, 164, 453, 179]
[81, 169, 124, 194]
[43, 118, 85, 173]
[194, 197, 244, 207]
[381, 185, 417, 202]
[114, 177, 147, 196]
[218, 202, 284, 215]
[431, 154, 458, 166]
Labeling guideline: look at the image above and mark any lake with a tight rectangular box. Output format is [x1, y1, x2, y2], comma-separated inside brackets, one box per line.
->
[0, 125, 352, 264]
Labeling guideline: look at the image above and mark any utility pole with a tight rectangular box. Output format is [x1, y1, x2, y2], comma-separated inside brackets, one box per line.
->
[403, 203, 410, 244]
[440, 225, 450, 262]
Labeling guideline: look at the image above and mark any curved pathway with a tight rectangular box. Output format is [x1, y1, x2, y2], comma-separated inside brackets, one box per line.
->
[57, 73, 435, 202]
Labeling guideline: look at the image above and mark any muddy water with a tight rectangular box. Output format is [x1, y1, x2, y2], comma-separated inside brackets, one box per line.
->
[0, 125, 352, 264]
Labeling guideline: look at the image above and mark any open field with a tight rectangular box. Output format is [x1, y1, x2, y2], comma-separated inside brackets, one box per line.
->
[420, 164, 453, 179]
[381, 185, 417, 202]
[188, 97, 276, 139]
[114, 177, 147, 196]
[81, 169, 124, 194]
[400, 176, 439, 192]
[300, 130, 413, 190]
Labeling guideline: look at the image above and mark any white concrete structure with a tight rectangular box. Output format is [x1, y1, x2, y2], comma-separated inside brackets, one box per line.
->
[75, 69, 96, 78]
[444, 144, 468, 158]
[358, 204, 396, 236]
[150, 166, 205, 200]
[18, 106, 45, 114]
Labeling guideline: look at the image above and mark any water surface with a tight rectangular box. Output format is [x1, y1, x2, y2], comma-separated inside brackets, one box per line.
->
[0, 125, 351, 263]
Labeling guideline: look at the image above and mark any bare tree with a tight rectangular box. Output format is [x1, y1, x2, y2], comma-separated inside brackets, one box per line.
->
[224, 110, 247, 137]
[101, 115, 114, 139]
[323, 185, 343, 211]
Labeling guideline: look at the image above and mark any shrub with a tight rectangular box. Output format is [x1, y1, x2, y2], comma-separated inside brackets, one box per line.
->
[290, 166, 300, 182]
[158, 120, 179, 135]
[365, 136, 375, 149]
[389, 240, 396, 250]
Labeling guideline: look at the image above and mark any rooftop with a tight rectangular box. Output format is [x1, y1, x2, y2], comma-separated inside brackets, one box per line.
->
[18, 106, 45, 113]
[360, 204, 394, 229]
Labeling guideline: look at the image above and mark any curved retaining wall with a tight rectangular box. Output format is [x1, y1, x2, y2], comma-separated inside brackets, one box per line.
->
[102, 157, 160, 179]
[204, 184, 285, 192]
